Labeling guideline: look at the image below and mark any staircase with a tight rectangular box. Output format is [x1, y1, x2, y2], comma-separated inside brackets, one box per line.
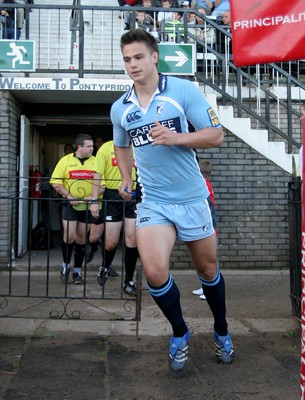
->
[24, 2, 302, 174]
[205, 93, 298, 175]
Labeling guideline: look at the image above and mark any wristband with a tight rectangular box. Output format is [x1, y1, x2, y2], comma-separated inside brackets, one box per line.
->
[91, 198, 99, 204]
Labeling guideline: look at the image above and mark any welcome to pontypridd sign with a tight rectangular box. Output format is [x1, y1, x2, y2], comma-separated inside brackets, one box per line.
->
[0, 77, 133, 92]
[0, 76, 199, 92]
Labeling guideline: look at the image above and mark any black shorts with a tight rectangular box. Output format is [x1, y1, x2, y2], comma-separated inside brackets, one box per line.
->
[61, 203, 104, 224]
[102, 189, 136, 222]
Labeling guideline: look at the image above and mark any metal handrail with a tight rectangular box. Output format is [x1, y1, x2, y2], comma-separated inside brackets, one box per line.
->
[0, 3, 304, 152]
[186, 14, 305, 153]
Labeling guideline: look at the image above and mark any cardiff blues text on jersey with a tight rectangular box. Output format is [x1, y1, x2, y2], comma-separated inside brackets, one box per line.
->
[128, 117, 182, 147]
[111, 74, 222, 204]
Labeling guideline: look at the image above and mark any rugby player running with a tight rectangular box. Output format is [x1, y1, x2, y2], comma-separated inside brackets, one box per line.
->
[111, 29, 234, 371]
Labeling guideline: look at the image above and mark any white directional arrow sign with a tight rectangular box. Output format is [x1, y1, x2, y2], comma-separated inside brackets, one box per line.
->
[165, 51, 188, 67]
[158, 44, 195, 75]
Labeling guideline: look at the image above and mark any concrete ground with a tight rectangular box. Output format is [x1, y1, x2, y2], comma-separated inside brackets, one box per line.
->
[0, 269, 301, 400]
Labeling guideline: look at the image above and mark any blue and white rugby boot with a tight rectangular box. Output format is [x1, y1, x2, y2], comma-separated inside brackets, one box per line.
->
[214, 331, 234, 363]
[168, 330, 190, 372]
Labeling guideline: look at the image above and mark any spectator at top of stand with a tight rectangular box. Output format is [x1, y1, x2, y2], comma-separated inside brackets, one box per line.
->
[211, 0, 230, 17]
[154, 0, 179, 7]
[117, 0, 140, 4]
[141, 0, 157, 27]
[222, 10, 230, 25]
[179, 0, 190, 6]
[190, 0, 212, 15]
[179, 1, 190, 22]
[188, 7, 215, 45]
[157, 0, 173, 28]
[117, 0, 142, 30]
[179, 1, 190, 10]
[164, 11, 184, 42]
[0, 0, 24, 39]
[215, 8, 231, 54]
[136, 9, 154, 31]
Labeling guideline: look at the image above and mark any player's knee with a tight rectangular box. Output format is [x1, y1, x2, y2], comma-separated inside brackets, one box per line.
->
[105, 242, 118, 251]
[196, 261, 218, 281]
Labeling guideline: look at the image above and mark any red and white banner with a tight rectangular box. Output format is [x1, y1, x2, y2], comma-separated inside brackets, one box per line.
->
[301, 123, 305, 400]
[230, 0, 305, 67]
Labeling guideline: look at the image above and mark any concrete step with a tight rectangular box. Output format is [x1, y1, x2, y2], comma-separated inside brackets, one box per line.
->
[206, 93, 296, 173]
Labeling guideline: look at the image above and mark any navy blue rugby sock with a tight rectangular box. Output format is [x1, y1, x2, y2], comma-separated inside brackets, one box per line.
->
[147, 274, 188, 337]
[198, 270, 228, 336]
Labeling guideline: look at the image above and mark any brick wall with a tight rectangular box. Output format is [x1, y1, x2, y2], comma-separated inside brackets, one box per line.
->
[0, 89, 298, 270]
[170, 128, 292, 270]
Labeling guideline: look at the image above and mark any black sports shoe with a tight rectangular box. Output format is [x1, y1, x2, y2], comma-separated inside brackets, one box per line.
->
[123, 281, 137, 296]
[72, 272, 83, 285]
[97, 267, 108, 286]
[60, 265, 70, 283]
[108, 266, 119, 277]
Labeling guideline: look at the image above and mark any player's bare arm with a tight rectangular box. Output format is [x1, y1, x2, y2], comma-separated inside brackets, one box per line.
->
[149, 119, 224, 148]
[114, 145, 134, 200]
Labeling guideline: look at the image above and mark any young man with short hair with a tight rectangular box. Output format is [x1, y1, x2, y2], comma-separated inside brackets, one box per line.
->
[112, 29, 234, 371]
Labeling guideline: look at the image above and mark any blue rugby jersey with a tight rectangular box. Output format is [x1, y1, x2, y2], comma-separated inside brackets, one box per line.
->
[111, 74, 221, 204]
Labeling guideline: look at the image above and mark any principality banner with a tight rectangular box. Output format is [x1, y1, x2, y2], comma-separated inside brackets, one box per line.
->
[230, 0, 305, 67]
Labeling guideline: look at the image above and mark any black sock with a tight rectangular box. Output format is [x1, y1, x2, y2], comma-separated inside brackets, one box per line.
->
[90, 241, 98, 253]
[61, 241, 74, 264]
[74, 243, 85, 269]
[103, 248, 116, 269]
[124, 246, 139, 284]
[148, 275, 188, 337]
[202, 273, 228, 336]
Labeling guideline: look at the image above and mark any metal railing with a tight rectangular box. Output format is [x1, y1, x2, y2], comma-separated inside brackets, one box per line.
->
[1, 4, 305, 154]
[0, 178, 142, 328]
[190, 15, 305, 155]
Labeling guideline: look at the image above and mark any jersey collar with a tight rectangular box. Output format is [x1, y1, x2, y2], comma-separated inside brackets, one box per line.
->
[123, 73, 167, 104]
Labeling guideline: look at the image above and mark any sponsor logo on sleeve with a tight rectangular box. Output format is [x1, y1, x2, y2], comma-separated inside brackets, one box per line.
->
[207, 107, 220, 127]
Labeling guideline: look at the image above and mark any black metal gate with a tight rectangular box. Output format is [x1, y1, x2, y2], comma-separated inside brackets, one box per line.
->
[0, 194, 142, 335]
[288, 176, 302, 319]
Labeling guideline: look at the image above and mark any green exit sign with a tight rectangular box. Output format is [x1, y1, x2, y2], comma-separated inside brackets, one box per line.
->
[0, 40, 35, 71]
[158, 43, 195, 76]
